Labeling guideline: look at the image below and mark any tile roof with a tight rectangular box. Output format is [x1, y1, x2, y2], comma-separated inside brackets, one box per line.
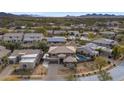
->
[48, 46, 76, 54]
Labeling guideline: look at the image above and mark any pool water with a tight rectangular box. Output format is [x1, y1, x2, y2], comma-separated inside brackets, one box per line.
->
[76, 54, 90, 62]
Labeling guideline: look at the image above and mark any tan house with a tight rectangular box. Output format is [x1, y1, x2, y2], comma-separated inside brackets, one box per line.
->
[43, 46, 77, 64]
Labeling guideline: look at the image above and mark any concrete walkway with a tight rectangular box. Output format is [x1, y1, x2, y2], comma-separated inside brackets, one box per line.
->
[0, 65, 14, 80]
[78, 61, 124, 81]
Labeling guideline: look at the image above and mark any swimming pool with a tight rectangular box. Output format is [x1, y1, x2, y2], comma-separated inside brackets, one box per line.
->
[76, 54, 90, 62]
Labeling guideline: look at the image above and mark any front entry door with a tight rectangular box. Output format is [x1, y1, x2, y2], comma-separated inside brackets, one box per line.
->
[59, 58, 63, 64]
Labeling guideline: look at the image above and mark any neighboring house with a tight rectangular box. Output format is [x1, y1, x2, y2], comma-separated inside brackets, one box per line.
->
[77, 24, 86, 29]
[23, 33, 44, 43]
[0, 46, 11, 64]
[106, 21, 120, 28]
[47, 30, 53, 35]
[60, 26, 71, 30]
[67, 36, 76, 40]
[77, 43, 99, 56]
[99, 31, 116, 39]
[43, 46, 76, 64]
[47, 36, 66, 43]
[53, 30, 66, 35]
[0, 35, 3, 41]
[92, 38, 118, 48]
[80, 36, 91, 41]
[3, 33, 23, 42]
[77, 43, 112, 57]
[82, 32, 96, 37]
[47, 30, 66, 35]
[8, 49, 42, 69]
[68, 31, 80, 37]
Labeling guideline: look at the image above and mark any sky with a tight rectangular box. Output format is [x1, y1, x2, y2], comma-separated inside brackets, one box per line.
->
[11, 12, 124, 17]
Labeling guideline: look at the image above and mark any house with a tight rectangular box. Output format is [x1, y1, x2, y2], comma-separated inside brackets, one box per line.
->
[77, 44, 99, 56]
[60, 26, 71, 30]
[47, 36, 66, 43]
[106, 21, 120, 29]
[77, 43, 112, 57]
[92, 38, 118, 48]
[0, 46, 10, 64]
[3, 33, 23, 42]
[68, 31, 80, 37]
[43, 46, 76, 64]
[53, 30, 66, 35]
[8, 49, 42, 69]
[0, 35, 3, 41]
[80, 36, 91, 41]
[47, 30, 66, 35]
[23, 33, 44, 43]
[99, 31, 116, 39]
[82, 32, 96, 37]
[67, 36, 76, 40]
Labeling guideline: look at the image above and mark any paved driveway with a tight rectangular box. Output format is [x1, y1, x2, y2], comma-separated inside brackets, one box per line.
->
[44, 64, 65, 81]
[78, 61, 124, 81]
[0, 65, 15, 80]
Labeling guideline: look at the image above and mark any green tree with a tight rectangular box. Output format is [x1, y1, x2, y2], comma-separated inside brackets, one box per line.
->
[98, 70, 112, 81]
[94, 56, 107, 71]
[119, 45, 124, 55]
[66, 74, 76, 81]
[95, 48, 102, 55]
[35, 41, 49, 52]
[1, 42, 21, 51]
[13, 65, 18, 72]
[35, 27, 48, 36]
[2, 56, 9, 65]
[88, 32, 95, 39]
[94, 56, 112, 81]
[0, 28, 9, 33]
[112, 45, 120, 59]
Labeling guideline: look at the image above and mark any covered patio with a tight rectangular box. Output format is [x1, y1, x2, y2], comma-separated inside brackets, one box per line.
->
[63, 56, 77, 68]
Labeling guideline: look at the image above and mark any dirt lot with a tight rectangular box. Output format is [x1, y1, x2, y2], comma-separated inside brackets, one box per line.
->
[32, 64, 47, 75]
[57, 62, 97, 76]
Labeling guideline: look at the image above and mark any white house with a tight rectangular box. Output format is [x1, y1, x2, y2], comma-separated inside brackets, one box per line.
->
[92, 38, 118, 48]
[80, 36, 91, 41]
[8, 49, 42, 69]
[23, 33, 44, 43]
[99, 31, 116, 39]
[47, 30, 66, 35]
[47, 36, 66, 43]
[77, 43, 112, 56]
[3, 33, 23, 42]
